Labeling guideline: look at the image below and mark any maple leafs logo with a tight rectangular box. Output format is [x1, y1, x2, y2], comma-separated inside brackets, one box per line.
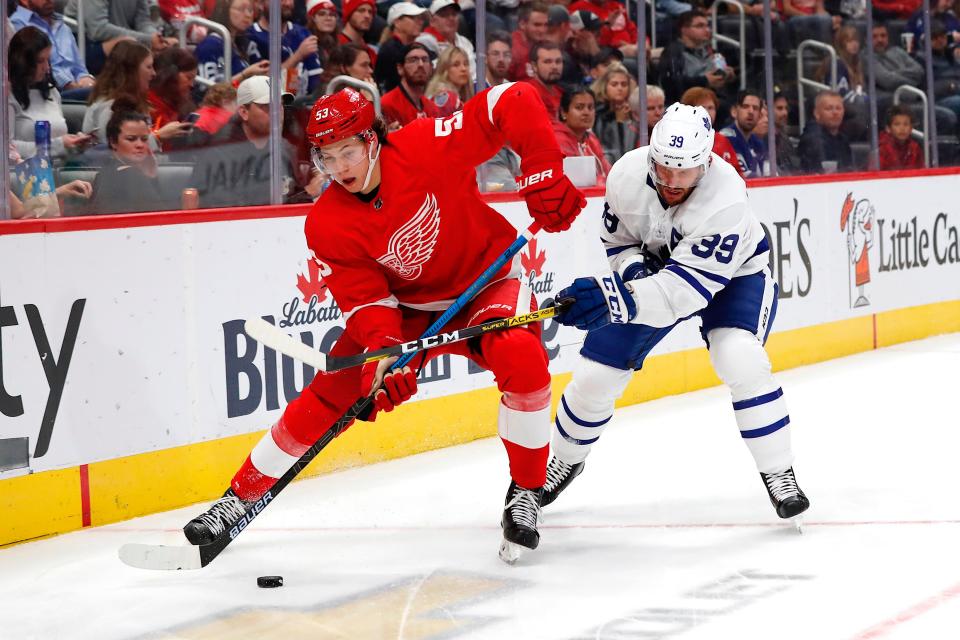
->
[520, 237, 547, 278]
[297, 258, 329, 303]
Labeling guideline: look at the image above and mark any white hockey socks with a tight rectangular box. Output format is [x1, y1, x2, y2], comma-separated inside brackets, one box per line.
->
[552, 358, 632, 464]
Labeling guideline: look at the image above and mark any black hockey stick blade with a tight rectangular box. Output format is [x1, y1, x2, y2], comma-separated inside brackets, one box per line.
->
[118, 396, 371, 570]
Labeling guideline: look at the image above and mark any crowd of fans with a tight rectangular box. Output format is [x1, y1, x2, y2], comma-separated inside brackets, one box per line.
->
[6, 0, 960, 218]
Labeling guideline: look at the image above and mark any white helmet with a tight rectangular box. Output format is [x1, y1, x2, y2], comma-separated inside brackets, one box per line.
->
[648, 102, 715, 188]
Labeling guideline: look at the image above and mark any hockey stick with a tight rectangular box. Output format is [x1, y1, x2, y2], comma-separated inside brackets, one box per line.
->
[119, 222, 542, 570]
[243, 301, 570, 374]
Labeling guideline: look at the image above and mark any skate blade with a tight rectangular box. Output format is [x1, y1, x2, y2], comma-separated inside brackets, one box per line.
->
[791, 515, 805, 534]
[498, 539, 526, 565]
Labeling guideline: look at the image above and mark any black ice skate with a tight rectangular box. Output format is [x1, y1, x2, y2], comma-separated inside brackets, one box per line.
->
[499, 481, 543, 564]
[541, 456, 585, 507]
[183, 488, 252, 545]
[760, 467, 810, 531]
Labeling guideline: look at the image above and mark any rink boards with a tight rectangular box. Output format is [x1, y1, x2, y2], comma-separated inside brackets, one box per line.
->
[1, 168, 959, 546]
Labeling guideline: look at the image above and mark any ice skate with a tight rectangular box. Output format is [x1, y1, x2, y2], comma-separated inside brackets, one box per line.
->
[760, 467, 810, 532]
[182, 489, 251, 545]
[499, 481, 543, 564]
[541, 456, 585, 507]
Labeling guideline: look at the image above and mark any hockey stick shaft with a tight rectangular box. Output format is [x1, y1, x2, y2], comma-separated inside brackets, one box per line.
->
[193, 223, 542, 567]
[245, 301, 569, 373]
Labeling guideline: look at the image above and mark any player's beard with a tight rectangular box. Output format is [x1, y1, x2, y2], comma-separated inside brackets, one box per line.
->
[657, 184, 694, 206]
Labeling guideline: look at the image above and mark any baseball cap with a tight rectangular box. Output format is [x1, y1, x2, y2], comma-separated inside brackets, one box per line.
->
[429, 0, 460, 14]
[236, 76, 294, 106]
[570, 9, 602, 32]
[547, 4, 569, 26]
[306, 0, 336, 16]
[388, 1, 427, 25]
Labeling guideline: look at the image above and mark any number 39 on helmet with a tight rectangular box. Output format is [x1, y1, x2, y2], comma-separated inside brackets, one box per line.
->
[306, 88, 375, 148]
[648, 103, 715, 188]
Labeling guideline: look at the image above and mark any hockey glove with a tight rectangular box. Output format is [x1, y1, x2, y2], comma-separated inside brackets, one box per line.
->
[619, 249, 665, 282]
[556, 272, 637, 332]
[360, 355, 418, 421]
[517, 166, 587, 233]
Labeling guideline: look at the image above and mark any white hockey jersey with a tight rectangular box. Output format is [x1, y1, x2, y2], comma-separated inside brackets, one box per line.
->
[603, 147, 770, 328]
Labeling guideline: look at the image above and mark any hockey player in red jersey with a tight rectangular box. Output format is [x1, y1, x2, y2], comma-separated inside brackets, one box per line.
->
[184, 84, 586, 561]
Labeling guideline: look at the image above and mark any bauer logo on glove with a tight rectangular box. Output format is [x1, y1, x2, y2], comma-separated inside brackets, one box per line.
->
[518, 164, 587, 233]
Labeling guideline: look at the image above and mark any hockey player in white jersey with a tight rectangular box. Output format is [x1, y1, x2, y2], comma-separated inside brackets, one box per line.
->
[545, 103, 810, 523]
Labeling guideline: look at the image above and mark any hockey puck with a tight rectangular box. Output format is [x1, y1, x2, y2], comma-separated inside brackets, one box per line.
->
[257, 575, 283, 588]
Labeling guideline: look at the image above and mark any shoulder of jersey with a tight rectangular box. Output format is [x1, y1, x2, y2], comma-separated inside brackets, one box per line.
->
[607, 147, 649, 189]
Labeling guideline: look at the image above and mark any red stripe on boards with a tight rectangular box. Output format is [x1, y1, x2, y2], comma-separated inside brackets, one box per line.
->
[79, 464, 91, 528]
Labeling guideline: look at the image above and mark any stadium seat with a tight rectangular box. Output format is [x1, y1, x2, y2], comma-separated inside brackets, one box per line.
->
[61, 101, 87, 135]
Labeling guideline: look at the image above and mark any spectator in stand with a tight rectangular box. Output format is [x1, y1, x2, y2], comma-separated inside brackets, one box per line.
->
[417, 0, 477, 81]
[323, 43, 376, 90]
[591, 60, 640, 164]
[375, 2, 427, 93]
[86, 107, 179, 215]
[196, 0, 270, 85]
[339, 0, 378, 66]
[192, 82, 237, 136]
[772, 91, 802, 175]
[879, 105, 924, 170]
[778, 0, 834, 46]
[553, 87, 612, 185]
[508, 2, 549, 81]
[873, 0, 920, 20]
[872, 22, 924, 93]
[598, 4, 639, 58]
[8, 27, 94, 161]
[306, 0, 340, 72]
[915, 19, 960, 126]
[65, 0, 178, 75]
[190, 76, 321, 207]
[84, 41, 193, 151]
[634, 83, 666, 139]
[8, 180, 92, 219]
[10, 0, 95, 100]
[526, 41, 564, 121]
[380, 42, 443, 127]
[567, 10, 603, 83]
[147, 47, 198, 152]
[485, 30, 513, 88]
[586, 45, 623, 84]
[157, 0, 207, 45]
[798, 90, 854, 173]
[247, 0, 323, 99]
[720, 89, 767, 177]
[906, 0, 959, 46]
[680, 86, 744, 177]
[426, 45, 473, 113]
[545, 5, 582, 85]
[816, 25, 869, 140]
[658, 10, 737, 106]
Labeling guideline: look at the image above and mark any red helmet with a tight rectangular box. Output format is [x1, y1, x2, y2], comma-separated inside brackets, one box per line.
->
[306, 89, 375, 148]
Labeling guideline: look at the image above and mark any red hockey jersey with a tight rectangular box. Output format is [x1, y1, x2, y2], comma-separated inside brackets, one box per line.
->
[303, 83, 561, 351]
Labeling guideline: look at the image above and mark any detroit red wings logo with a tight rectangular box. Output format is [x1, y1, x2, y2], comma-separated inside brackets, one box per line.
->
[377, 193, 441, 280]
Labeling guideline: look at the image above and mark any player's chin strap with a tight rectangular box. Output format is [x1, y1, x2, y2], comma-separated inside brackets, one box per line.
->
[360, 130, 381, 192]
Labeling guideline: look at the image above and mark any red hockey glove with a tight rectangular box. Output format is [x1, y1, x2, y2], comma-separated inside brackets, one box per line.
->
[360, 355, 418, 420]
[517, 166, 587, 233]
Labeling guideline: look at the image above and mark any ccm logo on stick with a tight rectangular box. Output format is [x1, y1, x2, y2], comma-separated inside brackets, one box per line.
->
[516, 170, 553, 191]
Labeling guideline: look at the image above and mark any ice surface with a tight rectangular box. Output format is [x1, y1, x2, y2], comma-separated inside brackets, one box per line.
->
[1, 333, 958, 639]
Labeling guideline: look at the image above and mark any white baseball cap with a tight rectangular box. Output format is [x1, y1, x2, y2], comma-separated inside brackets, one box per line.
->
[236, 76, 293, 106]
[388, 1, 427, 25]
[429, 0, 459, 14]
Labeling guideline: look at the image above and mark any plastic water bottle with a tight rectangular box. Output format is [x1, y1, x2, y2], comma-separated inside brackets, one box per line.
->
[34, 120, 52, 158]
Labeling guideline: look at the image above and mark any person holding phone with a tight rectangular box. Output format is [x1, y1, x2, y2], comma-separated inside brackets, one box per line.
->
[8, 27, 95, 160]
[147, 47, 200, 151]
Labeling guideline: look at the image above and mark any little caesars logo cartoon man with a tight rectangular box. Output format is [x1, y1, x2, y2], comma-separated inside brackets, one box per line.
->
[840, 193, 874, 308]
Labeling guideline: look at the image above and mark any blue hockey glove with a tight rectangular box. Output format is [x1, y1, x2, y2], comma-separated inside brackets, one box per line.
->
[556, 272, 637, 331]
[619, 249, 666, 281]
